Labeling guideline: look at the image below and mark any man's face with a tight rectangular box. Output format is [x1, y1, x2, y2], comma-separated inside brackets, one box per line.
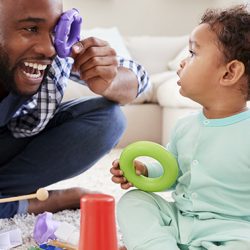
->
[0, 0, 62, 96]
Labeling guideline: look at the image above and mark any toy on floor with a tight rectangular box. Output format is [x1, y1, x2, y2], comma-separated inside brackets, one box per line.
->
[28, 246, 60, 250]
[54, 222, 79, 246]
[79, 193, 118, 250]
[54, 8, 82, 58]
[47, 240, 77, 250]
[0, 228, 22, 249]
[30, 244, 63, 250]
[119, 140, 179, 192]
[33, 212, 79, 246]
[33, 212, 59, 244]
[33, 194, 119, 250]
[29, 241, 76, 250]
[0, 188, 49, 203]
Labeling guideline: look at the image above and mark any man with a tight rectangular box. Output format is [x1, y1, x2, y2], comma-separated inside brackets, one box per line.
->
[0, 0, 149, 218]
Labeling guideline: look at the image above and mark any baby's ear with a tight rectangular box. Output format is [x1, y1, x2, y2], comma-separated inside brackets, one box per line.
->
[220, 60, 245, 86]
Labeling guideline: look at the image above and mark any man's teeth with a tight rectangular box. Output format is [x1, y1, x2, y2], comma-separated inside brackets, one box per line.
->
[24, 62, 47, 71]
[23, 70, 42, 79]
[23, 62, 47, 78]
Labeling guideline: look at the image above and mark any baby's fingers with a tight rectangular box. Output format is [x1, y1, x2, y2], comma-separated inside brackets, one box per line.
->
[121, 182, 133, 190]
[111, 175, 127, 184]
[110, 159, 124, 176]
[110, 167, 124, 177]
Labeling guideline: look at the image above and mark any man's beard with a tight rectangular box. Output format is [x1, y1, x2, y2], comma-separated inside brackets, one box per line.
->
[0, 47, 21, 95]
[0, 47, 51, 97]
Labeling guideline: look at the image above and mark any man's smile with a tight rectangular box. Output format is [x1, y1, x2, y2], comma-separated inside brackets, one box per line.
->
[22, 62, 47, 79]
[14, 60, 52, 94]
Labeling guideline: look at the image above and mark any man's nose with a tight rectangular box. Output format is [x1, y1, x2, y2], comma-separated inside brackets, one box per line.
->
[33, 34, 56, 58]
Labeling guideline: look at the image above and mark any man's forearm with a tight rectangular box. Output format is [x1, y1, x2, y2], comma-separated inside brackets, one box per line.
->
[102, 67, 138, 105]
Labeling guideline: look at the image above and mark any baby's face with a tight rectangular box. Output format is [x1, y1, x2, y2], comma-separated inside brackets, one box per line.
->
[176, 23, 225, 105]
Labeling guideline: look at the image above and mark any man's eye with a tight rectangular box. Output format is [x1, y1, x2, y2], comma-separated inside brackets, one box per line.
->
[25, 26, 38, 33]
[51, 30, 56, 38]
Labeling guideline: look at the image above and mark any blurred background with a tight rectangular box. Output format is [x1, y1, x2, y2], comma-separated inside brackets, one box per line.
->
[63, 0, 248, 36]
[62, 0, 250, 147]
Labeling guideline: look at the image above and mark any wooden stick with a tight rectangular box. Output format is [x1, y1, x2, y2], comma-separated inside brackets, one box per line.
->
[48, 240, 78, 250]
[0, 188, 49, 203]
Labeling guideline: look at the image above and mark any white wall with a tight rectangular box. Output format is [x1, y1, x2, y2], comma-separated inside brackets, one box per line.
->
[214, 0, 247, 7]
[63, 0, 247, 36]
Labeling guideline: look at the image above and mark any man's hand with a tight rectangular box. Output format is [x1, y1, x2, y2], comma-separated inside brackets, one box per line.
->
[71, 37, 118, 95]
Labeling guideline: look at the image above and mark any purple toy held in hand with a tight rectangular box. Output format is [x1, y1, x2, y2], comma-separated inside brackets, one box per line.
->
[54, 8, 82, 58]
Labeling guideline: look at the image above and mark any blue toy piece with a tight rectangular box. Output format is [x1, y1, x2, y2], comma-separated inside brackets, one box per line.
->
[39, 244, 63, 250]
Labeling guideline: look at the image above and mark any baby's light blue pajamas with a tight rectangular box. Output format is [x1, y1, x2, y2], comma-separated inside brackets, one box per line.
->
[117, 110, 250, 250]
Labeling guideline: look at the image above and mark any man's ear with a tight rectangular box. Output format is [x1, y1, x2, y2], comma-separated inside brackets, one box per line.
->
[220, 60, 245, 86]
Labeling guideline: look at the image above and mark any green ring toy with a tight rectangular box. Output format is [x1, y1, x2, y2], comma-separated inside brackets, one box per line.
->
[119, 141, 178, 192]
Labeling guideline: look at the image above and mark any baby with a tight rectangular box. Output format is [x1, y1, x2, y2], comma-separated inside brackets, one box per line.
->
[111, 4, 250, 250]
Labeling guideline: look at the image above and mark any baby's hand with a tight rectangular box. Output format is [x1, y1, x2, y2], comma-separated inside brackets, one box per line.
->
[110, 159, 148, 190]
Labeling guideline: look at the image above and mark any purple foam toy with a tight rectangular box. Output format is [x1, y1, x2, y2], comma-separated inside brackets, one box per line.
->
[54, 8, 82, 58]
[33, 212, 60, 244]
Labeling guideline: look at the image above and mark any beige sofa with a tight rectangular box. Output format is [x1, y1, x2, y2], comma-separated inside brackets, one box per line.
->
[63, 30, 201, 147]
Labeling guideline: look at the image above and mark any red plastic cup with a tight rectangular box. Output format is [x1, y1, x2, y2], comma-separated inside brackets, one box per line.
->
[78, 193, 118, 250]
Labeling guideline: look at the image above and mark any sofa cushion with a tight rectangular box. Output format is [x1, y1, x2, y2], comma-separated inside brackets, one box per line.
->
[167, 45, 189, 71]
[131, 71, 179, 104]
[124, 36, 188, 75]
[82, 27, 132, 59]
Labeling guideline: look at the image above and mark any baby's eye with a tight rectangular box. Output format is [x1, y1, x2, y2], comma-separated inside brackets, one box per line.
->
[189, 50, 195, 57]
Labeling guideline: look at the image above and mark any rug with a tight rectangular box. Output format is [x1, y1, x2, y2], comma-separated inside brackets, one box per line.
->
[0, 149, 172, 249]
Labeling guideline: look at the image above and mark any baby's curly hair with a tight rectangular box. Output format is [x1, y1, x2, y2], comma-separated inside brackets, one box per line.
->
[200, 5, 250, 98]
